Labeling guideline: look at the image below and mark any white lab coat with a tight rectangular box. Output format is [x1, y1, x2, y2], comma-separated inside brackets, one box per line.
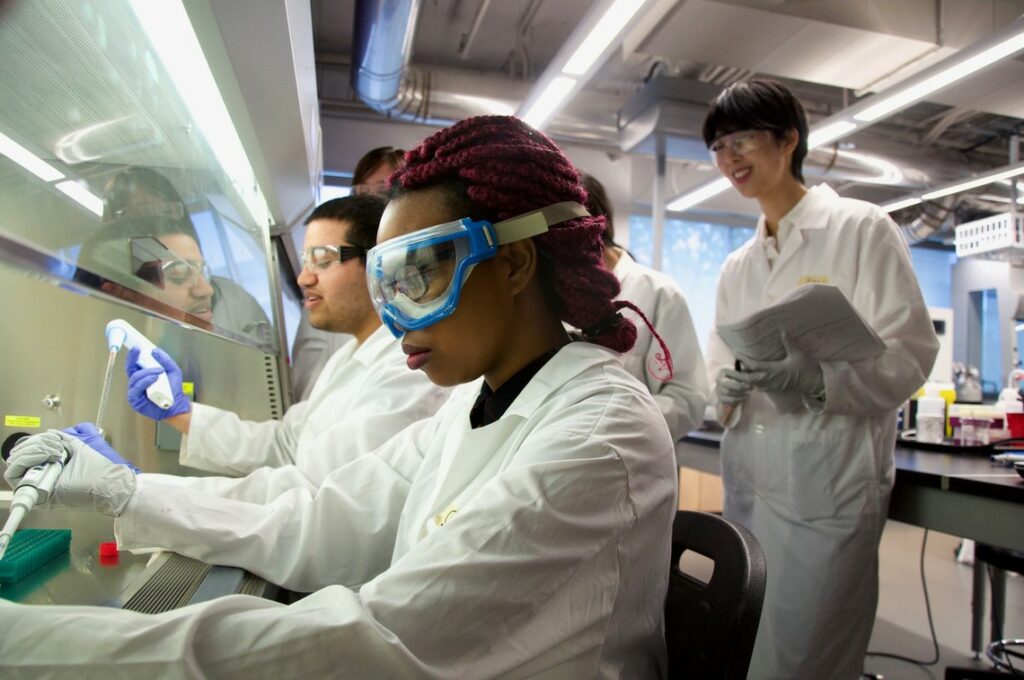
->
[175, 325, 449, 490]
[706, 184, 939, 680]
[614, 251, 709, 445]
[289, 306, 352, 401]
[0, 342, 677, 678]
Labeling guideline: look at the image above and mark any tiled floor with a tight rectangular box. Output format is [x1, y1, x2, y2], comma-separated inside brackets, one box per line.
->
[863, 522, 1024, 679]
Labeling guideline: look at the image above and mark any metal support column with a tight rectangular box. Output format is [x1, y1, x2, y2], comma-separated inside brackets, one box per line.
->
[652, 134, 666, 271]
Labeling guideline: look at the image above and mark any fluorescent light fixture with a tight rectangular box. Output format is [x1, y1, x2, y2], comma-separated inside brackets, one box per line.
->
[521, 76, 577, 129]
[922, 165, 1024, 200]
[129, 0, 271, 227]
[854, 30, 1024, 122]
[976, 193, 1024, 205]
[881, 197, 923, 212]
[1016, 322, 1024, 332]
[666, 177, 731, 213]
[562, 0, 646, 76]
[807, 121, 857, 150]
[55, 180, 104, 216]
[0, 130, 65, 182]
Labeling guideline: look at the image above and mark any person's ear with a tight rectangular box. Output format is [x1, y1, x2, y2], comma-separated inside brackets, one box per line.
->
[781, 128, 799, 156]
[498, 239, 537, 297]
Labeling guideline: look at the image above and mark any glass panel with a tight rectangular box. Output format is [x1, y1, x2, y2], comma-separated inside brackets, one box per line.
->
[629, 214, 754, 351]
[0, 0, 276, 351]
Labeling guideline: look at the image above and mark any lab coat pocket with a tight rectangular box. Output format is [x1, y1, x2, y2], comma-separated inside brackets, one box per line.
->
[787, 427, 870, 521]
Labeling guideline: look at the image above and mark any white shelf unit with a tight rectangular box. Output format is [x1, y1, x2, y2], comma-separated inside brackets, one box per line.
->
[954, 212, 1024, 261]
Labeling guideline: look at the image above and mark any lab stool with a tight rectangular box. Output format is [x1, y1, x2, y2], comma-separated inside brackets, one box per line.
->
[945, 543, 1024, 678]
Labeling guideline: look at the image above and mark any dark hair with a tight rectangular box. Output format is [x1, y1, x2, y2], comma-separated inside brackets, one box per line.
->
[390, 115, 642, 353]
[102, 167, 191, 225]
[353, 147, 406, 186]
[702, 79, 808, 183]
[580, 173, 615, 246]
[304, 194, 386, 255]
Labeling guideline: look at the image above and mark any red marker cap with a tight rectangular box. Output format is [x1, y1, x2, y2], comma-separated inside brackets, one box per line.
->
[98, 541, 118, 557]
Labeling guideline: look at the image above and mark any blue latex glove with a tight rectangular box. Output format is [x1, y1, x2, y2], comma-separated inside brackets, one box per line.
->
[736, 331, 825, 397]
[62, 422, 139, 473]
[126, 346, 191, 420]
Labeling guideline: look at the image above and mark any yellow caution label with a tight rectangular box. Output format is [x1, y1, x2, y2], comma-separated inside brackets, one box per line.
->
[182, 382, 194, 397]
[4, 415, 41, 428]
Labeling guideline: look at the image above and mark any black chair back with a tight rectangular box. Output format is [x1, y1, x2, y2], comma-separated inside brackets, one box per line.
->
[665, 510, 767, 679]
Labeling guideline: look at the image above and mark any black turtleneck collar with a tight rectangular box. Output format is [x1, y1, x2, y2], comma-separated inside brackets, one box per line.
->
[469, 348, 561, 429]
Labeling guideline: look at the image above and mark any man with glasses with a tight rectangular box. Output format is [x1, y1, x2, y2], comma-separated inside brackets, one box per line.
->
[119, 195, 449, 508]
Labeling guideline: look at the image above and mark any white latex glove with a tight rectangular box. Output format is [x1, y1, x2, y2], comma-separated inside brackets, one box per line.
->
[736, 331, 825, 397]
[3, 430, 67, 486]
[5, 429, 136, 516]
[716, 367, 754, 405]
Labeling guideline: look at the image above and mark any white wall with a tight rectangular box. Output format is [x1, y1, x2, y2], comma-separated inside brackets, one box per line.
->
[950, 258, 1024, 383]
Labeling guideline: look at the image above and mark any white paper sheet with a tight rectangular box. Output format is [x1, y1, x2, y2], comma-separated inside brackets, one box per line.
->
[716, 284, 886, 412]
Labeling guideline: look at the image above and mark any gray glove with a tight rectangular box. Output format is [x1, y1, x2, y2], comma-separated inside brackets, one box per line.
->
[736, 331, 825, 397]
[5, 429, 137, 516]
[716, 367, 754, 405]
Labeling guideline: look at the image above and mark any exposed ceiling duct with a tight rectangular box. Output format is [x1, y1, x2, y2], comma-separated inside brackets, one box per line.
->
[350, 0, 446, 124]
[898, 196, 957, 243]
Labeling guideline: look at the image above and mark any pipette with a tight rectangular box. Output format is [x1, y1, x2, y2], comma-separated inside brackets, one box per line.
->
[105, 319, 174, 410]
[0, 449, 64, 561]
[94, 347, 118, 435]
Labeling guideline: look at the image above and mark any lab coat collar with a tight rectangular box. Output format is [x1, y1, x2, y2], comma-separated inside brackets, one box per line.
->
[352, 323, 396, 367]
[501, 341, 617, 420]
[611, 250, 638, 278]
[755, 183, 837, 243]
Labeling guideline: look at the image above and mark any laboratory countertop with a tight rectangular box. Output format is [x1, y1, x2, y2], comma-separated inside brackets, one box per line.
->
[0, 503, 274, 609]
[677, 429, 1024, 505]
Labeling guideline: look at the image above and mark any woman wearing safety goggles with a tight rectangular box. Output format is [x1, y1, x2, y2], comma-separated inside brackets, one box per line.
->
[0, 116, 677, 678]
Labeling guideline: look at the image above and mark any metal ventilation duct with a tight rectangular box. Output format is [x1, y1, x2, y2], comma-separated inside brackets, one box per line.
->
[900, 196, 956, 243]
[350, 0, 432, 122]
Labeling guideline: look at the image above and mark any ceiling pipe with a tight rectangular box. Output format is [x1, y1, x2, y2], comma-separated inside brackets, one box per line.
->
[351, 0, 450, 124]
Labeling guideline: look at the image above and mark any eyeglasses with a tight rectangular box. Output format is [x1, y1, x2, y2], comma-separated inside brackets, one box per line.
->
[352, 180, 390, 197]
[161, 259, 212, 287]
[301, 244, 366, 272]
[708, 129, 774, 165]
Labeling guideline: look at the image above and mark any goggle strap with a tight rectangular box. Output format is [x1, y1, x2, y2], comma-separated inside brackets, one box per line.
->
[493, 201, 589, 245]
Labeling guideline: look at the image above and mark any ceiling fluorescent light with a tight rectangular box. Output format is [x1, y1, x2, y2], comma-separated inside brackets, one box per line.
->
[55, 180, 104, 216]
[854, 29, 1024, 123]
[666, 177, 731, 213]
[129, 0, 270, 228]
[922, 164, 1024, 200]
[881, 197, 923, 212]
[522, 77, 577, 129]
[0, 130, 65, 182]
[807, 121, 857, 150]
[562, 0, 646, 76]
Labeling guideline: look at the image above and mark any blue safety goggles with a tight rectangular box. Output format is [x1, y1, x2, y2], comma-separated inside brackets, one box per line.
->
[367, 201, 588, 337]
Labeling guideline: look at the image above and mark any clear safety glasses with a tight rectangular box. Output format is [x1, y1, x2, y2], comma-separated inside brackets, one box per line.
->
[366, 201, 589, 337]
[708, 129, 774, 165]
[301, 245, 366, 273]
[161, 259, 212, 287]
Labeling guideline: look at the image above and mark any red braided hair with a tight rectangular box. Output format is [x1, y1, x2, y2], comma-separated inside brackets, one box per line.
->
[390, 115, 637, 352]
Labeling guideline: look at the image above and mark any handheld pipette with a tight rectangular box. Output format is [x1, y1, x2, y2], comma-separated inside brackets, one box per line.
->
[105, 319, 174, 411]
[0, 444, 64, 561]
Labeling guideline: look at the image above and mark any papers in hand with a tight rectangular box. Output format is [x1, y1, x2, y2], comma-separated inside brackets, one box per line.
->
[716, 284, 886, 411]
